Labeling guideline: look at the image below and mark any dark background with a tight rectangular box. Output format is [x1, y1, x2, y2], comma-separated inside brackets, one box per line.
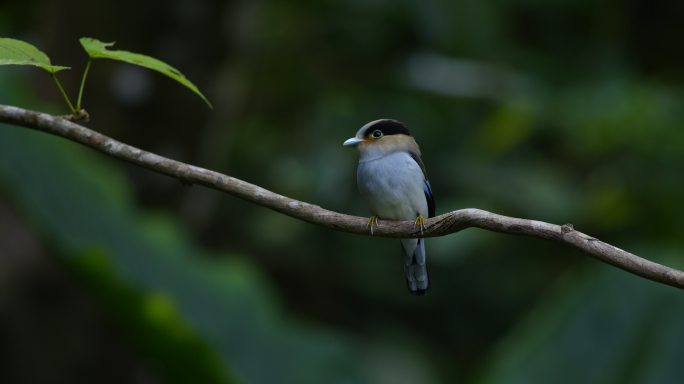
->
[2, 0, 684, 383]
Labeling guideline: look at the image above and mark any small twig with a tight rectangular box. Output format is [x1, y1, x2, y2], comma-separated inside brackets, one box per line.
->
[50, 74, 76, 113]
[61, 109, 90, 122]
[76, 59, 92, 111]
[1, 103, 683, 290]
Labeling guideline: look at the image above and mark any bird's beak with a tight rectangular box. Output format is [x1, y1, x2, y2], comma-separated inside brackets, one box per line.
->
[343, 137, 364, 147]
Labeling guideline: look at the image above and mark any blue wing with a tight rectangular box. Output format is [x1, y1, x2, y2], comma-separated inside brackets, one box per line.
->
[407, 151, 436, 218]
[405, 150, 435, 295]
[424, 179, 436, 218]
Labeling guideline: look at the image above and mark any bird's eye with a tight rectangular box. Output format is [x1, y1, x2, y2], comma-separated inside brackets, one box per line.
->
[371, 130, 383, 138]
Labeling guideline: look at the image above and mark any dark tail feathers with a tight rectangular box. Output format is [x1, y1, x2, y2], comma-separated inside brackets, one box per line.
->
[402, 238, 429, 295]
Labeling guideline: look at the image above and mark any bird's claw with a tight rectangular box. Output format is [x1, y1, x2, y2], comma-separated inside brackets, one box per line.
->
[414, 215, 426, 236]
[367, 215, 379, 235]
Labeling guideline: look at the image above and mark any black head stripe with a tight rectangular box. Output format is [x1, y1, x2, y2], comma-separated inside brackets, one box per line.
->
[364, 119, 411, 137]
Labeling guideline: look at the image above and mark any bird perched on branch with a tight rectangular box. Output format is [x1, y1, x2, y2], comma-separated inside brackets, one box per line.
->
[343, 119, 435, 295]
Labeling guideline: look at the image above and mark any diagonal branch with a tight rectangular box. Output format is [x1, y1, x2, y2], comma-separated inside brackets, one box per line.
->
[1, 103, 683, 289]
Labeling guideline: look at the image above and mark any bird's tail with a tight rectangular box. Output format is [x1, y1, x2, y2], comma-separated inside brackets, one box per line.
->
[401, 238, 429, 295]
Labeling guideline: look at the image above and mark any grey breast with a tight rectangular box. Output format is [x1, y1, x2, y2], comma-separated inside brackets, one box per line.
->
[357, 151, 428, 220]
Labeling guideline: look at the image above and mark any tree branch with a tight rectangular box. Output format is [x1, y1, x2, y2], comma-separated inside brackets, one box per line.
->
[1, 103, 683, 289]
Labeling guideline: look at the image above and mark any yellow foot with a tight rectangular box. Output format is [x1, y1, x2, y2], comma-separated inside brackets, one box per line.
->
[367, 215, 379, 235]
[414, 215, 426, 236]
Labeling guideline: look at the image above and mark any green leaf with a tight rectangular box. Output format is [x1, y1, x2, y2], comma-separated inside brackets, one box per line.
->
[0, 37, 69, 74]
[79, 37, 212, 108]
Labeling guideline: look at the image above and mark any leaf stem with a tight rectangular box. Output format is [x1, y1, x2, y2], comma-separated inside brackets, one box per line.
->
[50, 73, 76, 113]
[76, 59, 92, 110]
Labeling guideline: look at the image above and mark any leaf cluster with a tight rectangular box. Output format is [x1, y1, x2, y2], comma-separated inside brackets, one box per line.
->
[0, 37, 211, 116]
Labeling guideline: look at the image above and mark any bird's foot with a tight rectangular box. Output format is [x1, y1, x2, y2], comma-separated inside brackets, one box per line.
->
[414, 214, 426, 236]
[367, 215, 379, 235]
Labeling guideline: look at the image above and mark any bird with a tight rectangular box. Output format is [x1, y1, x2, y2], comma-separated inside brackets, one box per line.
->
[343, 119, 435, 295]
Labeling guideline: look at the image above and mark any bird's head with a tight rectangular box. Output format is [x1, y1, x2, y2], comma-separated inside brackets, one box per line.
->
[343, 119, 420, 160]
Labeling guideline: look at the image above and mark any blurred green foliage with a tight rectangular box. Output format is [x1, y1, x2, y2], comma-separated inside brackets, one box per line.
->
[68, 249, 233, 384]
[0, 93, 365, 383]
[1, 0, 684, 383]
